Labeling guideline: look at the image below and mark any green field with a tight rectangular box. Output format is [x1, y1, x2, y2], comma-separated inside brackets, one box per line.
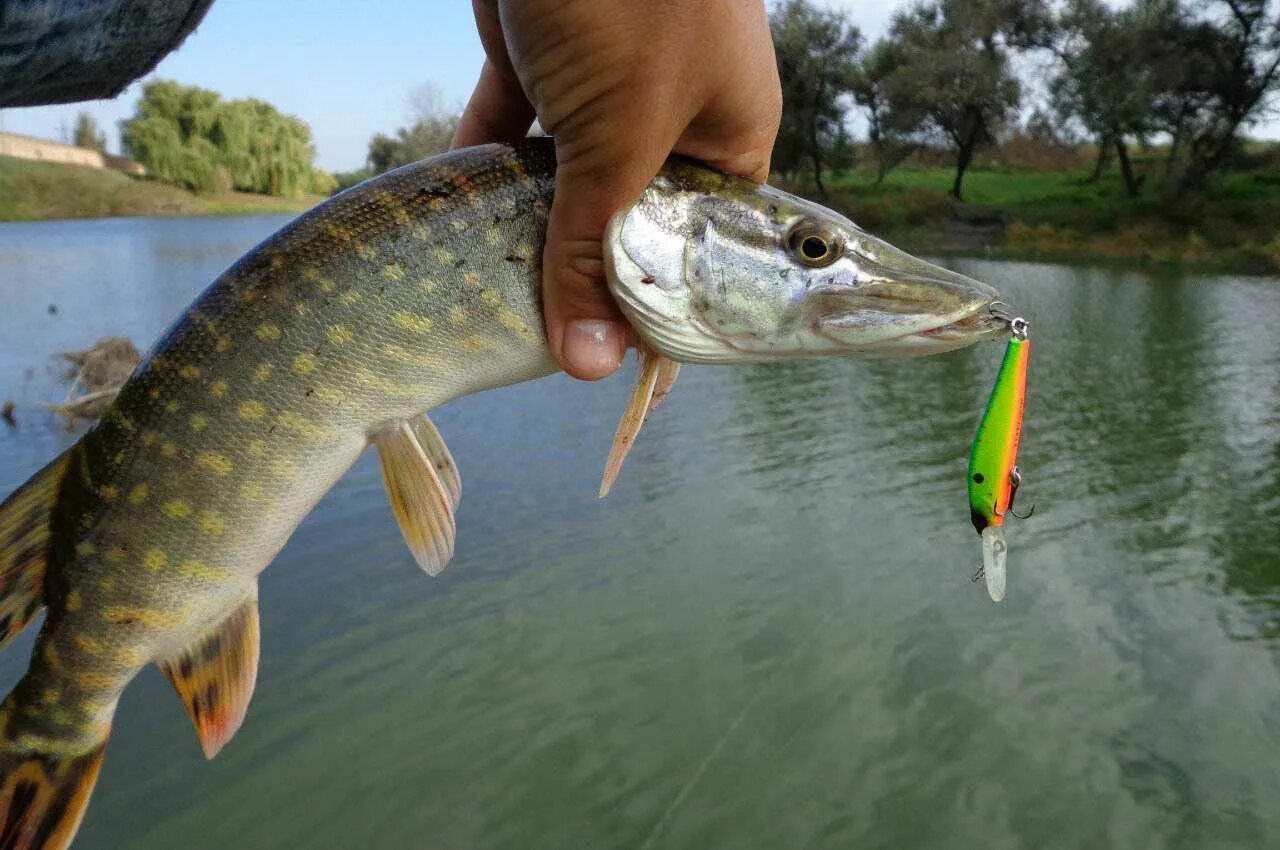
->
[0, 156, 322, 222]
[817, 164, 1280, 274]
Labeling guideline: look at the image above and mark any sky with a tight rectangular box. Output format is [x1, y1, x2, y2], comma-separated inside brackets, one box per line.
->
[0, 0, 899, 173]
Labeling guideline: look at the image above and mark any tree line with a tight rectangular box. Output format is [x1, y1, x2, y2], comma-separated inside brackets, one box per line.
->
[119, 81, 335, 197]
[771, 0, 1280, 200]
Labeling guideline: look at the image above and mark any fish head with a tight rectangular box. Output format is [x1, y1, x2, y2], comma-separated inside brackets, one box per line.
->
[604, 160, 1007, 363]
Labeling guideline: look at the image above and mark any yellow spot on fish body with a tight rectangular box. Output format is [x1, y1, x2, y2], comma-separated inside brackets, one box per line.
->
[199, 511, 227, 535]
[294, 301, 311, 318]
[210, 380, 228, 399]
[498, 308, 529, 333]
[162, 499, 192, 519]
[105, 546, 126, 563]
[41, 689, 59, 704]
[149, 387, 162, 400]
[142, 430, 159, 446]
[239, 400, 266, 420]
[247, 439, 267, 457]
[42, 643, 62, 670]
[412, 223, 431, 241]
[485, 226, 502, 245]
[463, 271, 481, 287]
[215, 335, 232, 353]
[316, 386, 345, 405]
[418, 276, 439, 294]
[143, 548, 167, 570]
[303, 267, 337, 293]
[196, 452, 232, 476]
[75, 542, 96, 558]
[190, 413, 209, 432]
[111, 450, 125, 465]
[270, 254, 286, 272]
[324, 223, 355, 243]
[99, 485, 119, 503]
[327, 325, 354, 345]
[178, 365, 201, 380]
[379, 344, 440, 370]
[98, 576, 115, 593]
[115, 647, 148, 667]
[179, 558, 229, 583]
[105, 608, 179, 629]
[268, 458, 298, 479]
[339, 288, 363, 306]
[292, 353, 317, 375]
[164, 400, 180, 413]
[277, 411, 328, 440]
[450, 218, 469, 233]
[128, 482, 149, 505]
[253, 362, 274, 382]
[481, 289, 502, 307]
[434, 248, 455, 265]
[383, 263, 405, 282]
[65, 591, 81, 612]
[161, 441, 179, 459]
[449, 305, 468, 325]
[462, 335, 491, 352]
[392, 311, 433, 334]
[74, 635, 102, 655]
[256, 323, 282, 342]
[355, 242, 376, 261]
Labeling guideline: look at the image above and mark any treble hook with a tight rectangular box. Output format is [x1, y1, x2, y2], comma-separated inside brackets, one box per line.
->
[1007, 465, 1036, 520]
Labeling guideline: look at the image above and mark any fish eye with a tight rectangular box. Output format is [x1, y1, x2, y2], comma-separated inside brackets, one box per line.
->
[787, 223, 843, 268]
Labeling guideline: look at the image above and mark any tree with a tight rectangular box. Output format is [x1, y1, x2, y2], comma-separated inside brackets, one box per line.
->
[121, 80, 326, 196]
[851, 39, 922, 182]
[884, 0, 1049, 199]
[365, 83, 460, 174]
[769, 0, 861, 195]
[1051, 0, 1173, 197]
[1155, 0, 1280, 193]
[73, 112, 107, 153]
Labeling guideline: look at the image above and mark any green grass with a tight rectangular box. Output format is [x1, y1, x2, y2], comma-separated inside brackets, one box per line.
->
[793, 164, 1280, 274]
[0, 156, 323, 222]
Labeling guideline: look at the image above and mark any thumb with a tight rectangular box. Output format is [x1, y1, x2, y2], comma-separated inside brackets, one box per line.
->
[543, 134, 671, 380]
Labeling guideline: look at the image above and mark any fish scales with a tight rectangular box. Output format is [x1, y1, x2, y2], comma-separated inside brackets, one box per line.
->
[9, 143, 561, 751]
[0, 137, 1010, 849]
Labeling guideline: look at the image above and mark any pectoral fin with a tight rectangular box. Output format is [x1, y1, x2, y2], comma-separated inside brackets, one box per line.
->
[408, 414, 461, 509]
[157, 594, 261, 759]
[374, 422, 456, 575]
[599, 346, 680, 498]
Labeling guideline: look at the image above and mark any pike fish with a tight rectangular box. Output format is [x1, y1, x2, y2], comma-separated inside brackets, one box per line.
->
[0, 138, 1007, 849]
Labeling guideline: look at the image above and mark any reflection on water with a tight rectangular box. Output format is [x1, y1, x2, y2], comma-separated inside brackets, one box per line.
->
[0, 218, 1278, 848]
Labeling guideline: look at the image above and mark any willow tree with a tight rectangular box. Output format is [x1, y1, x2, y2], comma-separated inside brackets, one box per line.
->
[121, 80, 323, 197]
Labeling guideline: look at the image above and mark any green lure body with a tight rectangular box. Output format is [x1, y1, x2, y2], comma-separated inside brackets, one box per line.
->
[967, 319, 1030, 601]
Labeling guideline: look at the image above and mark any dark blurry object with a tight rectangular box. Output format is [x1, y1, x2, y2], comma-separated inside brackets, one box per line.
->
[49, 336, 141, 424]
[1, 401, 14, 428]
[0, 0, 215, 107]
[47, 304, 57, 315]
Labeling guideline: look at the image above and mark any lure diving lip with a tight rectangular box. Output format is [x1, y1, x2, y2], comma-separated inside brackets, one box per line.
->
[967, 314, 1031, 602]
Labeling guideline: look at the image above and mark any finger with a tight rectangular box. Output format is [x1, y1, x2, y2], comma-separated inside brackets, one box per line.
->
[543, 127, 677, 380]
[452, 59, 536, 149]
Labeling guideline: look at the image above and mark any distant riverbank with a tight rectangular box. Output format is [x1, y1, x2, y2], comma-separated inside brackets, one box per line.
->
[787, 166, 1280, 276]
[8, 153, 1280, 276]
[0, 155, 322, 222]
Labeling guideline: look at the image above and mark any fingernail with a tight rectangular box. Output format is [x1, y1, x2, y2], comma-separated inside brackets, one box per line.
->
[562, 319, 624, 378]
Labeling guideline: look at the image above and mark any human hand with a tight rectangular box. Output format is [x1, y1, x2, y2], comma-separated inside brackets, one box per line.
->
[451, 0, 782, 380]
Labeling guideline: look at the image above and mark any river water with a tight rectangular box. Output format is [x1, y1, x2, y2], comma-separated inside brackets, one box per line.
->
[0, 216, 1278, 849]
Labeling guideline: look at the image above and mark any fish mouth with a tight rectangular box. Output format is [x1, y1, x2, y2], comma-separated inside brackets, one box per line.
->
[811, 272, 1006, 358]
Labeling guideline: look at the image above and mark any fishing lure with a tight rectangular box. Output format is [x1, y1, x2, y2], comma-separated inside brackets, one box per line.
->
[967, 315, 1031, 602]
